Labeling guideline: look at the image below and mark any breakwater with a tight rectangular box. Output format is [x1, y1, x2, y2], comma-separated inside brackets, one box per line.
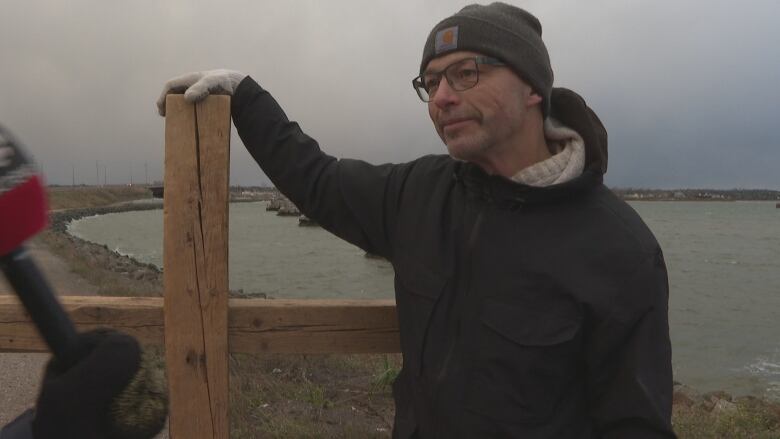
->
[51, 202, 164, 286]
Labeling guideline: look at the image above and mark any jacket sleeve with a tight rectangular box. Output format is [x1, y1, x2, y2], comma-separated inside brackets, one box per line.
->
[586, 248, 677, 439]
[231, 76, 410, 260]
[0, 409, 34, 439]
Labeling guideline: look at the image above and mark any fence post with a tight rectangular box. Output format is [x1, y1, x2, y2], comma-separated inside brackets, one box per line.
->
[163, 95, 230, 438]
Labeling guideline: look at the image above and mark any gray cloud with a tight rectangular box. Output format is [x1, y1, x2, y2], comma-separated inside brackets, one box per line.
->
[1, 0, 778, 188]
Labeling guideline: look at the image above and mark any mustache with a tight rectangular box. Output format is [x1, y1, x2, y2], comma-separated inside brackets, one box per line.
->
[437, 111, 480, 127]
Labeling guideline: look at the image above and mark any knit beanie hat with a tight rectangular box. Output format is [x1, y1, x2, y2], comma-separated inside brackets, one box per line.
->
[420, 2, 553, 117]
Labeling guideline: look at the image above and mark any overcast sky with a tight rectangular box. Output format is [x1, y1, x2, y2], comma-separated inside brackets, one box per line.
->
[1, 0, 778, 189]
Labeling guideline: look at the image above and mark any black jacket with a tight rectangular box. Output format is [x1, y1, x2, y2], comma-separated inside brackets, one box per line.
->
[0, 410, 33, 439]
[232, 77, 676, 438]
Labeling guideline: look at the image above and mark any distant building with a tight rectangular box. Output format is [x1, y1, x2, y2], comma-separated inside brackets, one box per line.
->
[149, 185, 164, 198]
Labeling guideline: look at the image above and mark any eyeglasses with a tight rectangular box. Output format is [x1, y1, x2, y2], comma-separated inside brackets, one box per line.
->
[412, 56, 506, 102]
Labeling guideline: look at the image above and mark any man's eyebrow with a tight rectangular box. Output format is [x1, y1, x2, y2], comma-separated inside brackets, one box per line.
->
[424, 57, 474, 75]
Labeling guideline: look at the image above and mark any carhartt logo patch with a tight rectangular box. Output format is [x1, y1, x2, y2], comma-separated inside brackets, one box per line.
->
[435, 26, 458, 54]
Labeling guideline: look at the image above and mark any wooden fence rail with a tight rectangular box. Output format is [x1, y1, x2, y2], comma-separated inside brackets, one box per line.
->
[0, 296, 400, 354]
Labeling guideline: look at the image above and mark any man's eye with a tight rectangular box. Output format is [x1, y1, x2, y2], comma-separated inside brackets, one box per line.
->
[456, 68, 478, 81]
[424, 76, 440, 90]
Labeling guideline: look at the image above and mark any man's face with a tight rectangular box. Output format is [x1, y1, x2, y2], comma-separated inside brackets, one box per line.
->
[425, 51, 541, 166]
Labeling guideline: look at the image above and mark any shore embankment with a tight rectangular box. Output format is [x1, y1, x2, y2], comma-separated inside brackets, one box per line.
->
[46, 202, 165, 296]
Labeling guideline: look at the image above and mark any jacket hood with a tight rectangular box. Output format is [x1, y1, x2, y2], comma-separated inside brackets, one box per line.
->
[454, 87, 608, 207]
[549, 87, 608, 175]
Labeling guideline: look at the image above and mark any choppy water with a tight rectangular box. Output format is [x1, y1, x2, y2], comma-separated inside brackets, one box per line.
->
[68, 201, 780, 400]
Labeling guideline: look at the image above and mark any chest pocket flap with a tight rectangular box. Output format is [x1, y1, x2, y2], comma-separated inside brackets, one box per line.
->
[481, 299, 581, 346]
[395, 256, 447, 301]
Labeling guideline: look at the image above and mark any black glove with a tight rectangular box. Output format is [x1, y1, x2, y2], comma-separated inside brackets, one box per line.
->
[32, 329, 142, 439]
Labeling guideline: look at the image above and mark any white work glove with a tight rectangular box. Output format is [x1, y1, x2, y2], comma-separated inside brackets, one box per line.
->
[156, 69, 247, 116]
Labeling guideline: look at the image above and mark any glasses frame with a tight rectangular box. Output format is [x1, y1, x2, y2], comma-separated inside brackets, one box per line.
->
[412, 56, 506, 102]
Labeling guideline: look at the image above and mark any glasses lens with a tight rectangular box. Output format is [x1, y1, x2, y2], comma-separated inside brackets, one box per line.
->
[413, 77, 431, 102]
[447, 58, 479, 91]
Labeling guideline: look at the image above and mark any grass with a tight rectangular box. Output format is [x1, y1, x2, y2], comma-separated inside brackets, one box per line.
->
[47, 185, 152, 210]
[673, 398, 780, 438]
[36, 230, 162, 297]
[372, 355, 401, 391]
[228, 353, 399, 438]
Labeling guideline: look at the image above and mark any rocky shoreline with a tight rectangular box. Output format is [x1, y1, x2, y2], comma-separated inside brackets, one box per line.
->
[674, 382, 780, 413]
[49, 200, 267, 297]
[49, 203, 165, 288]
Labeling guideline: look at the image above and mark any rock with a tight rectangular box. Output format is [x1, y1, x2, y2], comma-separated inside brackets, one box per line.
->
[713, 398, 738, 414]
[701, 391, 733, 412]
[277, 202, 300, 216]
[673, 392, 696, 408]
[298, 215, 318, 227]
[673, 383, 701, 408]
[704, 390, 733, 402]
[266, 199, 281, 211]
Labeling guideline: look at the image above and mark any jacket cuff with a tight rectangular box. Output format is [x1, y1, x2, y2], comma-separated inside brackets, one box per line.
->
[232, 75, 265, 112]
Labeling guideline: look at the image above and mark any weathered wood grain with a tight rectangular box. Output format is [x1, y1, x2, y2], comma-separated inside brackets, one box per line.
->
[164, 94, 230, 439]
[0, 296, 400, 353]
[228, 299, 400, 354]
[0, 295, 164, 351]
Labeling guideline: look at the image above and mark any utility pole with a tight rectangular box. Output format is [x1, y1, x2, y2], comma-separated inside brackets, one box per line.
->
[104, 165, 107, 186]
[145, 161, 149, 186]
[72, 164, 75, 187]
[130, 163, 133, 186]
[96, 160, 99, 186]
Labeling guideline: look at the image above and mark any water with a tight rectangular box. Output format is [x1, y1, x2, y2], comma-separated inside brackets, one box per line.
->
[629, 201, 780, 400]
[67, 203, 395, 299]
[67, 200, 780, 400]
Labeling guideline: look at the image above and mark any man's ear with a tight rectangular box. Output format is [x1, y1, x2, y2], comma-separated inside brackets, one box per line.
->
[526, 92, 542, 107]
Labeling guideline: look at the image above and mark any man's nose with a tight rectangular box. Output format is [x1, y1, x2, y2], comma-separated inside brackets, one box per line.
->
[430, 79, 460, 109]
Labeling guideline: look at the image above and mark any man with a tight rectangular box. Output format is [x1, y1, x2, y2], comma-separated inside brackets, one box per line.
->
[157, 3, 675, 437]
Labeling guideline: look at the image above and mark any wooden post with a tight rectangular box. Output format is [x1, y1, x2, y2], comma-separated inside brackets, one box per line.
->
[164, 95, 230, 439]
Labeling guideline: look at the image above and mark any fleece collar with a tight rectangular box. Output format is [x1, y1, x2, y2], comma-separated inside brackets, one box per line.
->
[510, 117, 585, 187]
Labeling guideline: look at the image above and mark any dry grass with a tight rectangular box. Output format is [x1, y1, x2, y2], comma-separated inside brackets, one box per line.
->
[47, 185, 152, 210]
[228, 353, 400, 438]
[673, 398, 780, 438]
[37, 229, 162, 297]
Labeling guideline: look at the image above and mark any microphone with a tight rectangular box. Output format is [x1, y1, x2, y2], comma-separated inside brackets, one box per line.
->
[0, 123, 168, 438]
[0, 123, 77, 360]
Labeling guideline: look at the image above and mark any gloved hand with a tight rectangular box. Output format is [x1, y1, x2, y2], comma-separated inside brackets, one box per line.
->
[31, 329, 143, 439]
[156, 69, 247, 116]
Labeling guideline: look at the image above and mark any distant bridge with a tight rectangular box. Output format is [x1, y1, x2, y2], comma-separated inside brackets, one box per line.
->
[149, 185, 164, 198]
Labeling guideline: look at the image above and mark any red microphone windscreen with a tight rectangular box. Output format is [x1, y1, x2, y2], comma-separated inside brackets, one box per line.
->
[1, 124, 49, 256]
[0, 174, 48, 256]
